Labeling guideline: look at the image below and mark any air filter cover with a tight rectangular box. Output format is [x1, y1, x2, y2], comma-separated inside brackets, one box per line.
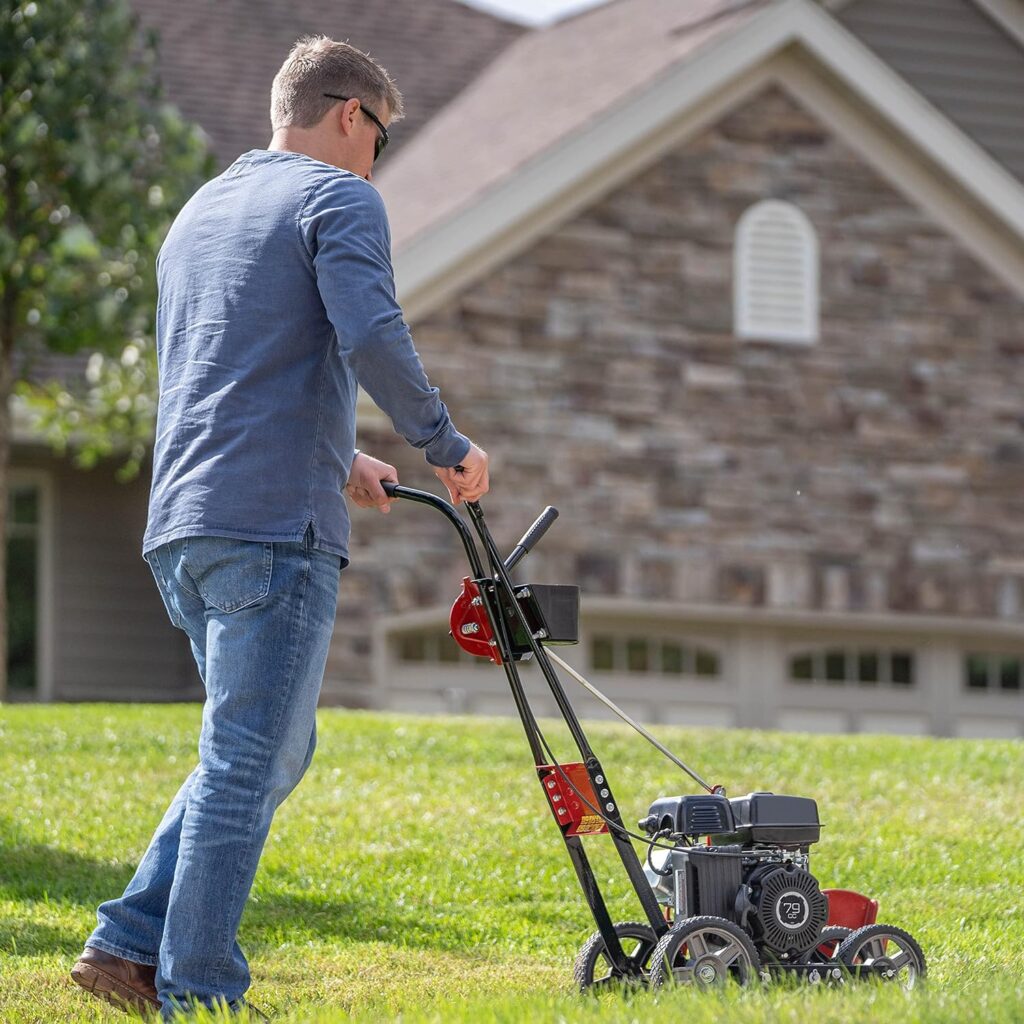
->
[728, 792, 821, 846]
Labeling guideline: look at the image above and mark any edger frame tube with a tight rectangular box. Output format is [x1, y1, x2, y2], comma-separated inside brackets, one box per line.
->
[464, 500, 667, 937]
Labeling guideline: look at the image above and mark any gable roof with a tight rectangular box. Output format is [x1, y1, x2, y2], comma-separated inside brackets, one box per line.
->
[129, 0, 526, 168]
[376, 0, 764, 250]
[377, 0, 1024, 319]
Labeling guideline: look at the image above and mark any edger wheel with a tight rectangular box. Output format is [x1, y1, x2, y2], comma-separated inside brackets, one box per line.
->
[573, 921, 659, 991]
[648, 915, 762, 989]
[835, 923, 926, 989]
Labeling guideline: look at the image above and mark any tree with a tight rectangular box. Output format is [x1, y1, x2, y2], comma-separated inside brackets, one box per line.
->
[0, 0, 216, 701]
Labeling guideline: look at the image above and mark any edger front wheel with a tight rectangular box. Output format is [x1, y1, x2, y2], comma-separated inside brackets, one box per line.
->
[573, 921, 659, 991]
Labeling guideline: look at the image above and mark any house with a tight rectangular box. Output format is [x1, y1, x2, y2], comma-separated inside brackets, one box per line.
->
[12, 0, 1024, 739]
[359, 0, 1024, 737]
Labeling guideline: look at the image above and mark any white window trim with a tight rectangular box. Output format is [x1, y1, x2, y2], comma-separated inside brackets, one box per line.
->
[8, 469, 56, 702]
[963, 649, 1024, 696]
[734, 199, 819, 345]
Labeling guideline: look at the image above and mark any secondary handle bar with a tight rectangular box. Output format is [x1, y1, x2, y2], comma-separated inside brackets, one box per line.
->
[379, 483, 715, 793]
[504, 506, 559, 573]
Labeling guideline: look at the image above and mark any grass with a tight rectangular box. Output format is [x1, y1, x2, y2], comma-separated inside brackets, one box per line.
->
[0, 702, 1022, 1022]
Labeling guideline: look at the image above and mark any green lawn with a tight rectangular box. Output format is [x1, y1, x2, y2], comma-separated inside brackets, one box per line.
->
[0, 703, 1021, 1022]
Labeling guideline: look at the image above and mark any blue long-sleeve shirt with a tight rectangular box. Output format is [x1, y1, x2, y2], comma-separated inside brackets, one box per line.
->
[143, 149, 470, 566]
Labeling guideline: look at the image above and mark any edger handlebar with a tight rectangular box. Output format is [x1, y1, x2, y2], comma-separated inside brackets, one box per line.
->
[381, 481, 559, 572]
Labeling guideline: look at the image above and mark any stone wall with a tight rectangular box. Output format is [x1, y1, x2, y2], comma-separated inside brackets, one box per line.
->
[325, 85, 1024, 700]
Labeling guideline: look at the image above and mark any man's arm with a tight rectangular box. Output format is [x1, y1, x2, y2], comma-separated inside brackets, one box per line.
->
[299, 175, 472, 470]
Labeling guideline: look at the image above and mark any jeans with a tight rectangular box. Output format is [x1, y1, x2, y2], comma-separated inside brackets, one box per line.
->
[87, 527, 341, 1018]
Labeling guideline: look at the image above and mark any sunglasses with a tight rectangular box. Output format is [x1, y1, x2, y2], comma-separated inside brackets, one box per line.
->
[322, 93, 389, 161]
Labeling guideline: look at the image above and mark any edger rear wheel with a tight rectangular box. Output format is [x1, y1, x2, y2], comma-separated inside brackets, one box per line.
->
[573, 921, 659, 991]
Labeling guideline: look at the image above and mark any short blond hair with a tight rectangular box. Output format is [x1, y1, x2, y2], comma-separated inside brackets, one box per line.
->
[270, 36, 404, 132]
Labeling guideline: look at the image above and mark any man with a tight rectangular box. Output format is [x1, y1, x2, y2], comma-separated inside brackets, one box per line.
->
[71, 36, 488, 1020]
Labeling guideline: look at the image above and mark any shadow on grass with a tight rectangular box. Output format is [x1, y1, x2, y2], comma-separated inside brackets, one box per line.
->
[0, 824, 498, 958]
[0, 918, 87, 957]
[0, 823, 135, 956]
[241, 890, 498, 954]
[0, 830, 135, 908]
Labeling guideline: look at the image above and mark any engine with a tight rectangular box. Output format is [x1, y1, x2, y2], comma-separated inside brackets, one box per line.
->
[640, 791, 829, 959]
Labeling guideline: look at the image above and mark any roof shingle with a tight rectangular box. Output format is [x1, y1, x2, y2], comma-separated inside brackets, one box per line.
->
[129, 0, 526, 168]
[376, 0, 763, 249]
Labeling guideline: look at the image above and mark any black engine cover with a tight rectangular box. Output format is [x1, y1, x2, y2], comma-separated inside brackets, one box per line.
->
[729, 792, 821, 847]
[747, 864, 828, 953]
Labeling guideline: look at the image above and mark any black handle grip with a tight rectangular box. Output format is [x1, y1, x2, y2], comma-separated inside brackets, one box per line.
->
[383, 464, 466, 501]
[519, 505, 559, 553]
[505, 505, 559, 572]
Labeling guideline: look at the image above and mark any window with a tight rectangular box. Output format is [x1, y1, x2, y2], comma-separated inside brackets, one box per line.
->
[393, 629, 488, 668]
[592, 636, 614, 671]
[788, 648, 915, 688]
[626, 637, 649, 672]
[7, 481, 42, 697]
[964, 653, 1023, 694]
[734, 200, 819, 344]
[590, 634, 720, 678]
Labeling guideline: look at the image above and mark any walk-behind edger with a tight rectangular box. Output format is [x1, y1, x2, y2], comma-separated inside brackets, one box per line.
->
[382, 482, 926, 990]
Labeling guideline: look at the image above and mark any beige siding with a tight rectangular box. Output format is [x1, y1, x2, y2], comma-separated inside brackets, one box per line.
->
[839, 0, 1024, 181]
[12, 449, 201, 702]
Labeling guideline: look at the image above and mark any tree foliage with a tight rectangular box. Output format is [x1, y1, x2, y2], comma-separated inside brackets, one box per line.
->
[0, 0, 216, 701]
[2, 0, 215, 477]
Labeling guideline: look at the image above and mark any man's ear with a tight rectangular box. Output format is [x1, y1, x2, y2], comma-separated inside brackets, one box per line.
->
[339, 97, 361, 139]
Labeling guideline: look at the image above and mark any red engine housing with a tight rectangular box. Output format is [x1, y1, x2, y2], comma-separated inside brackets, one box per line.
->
[449, 577, 502, 663]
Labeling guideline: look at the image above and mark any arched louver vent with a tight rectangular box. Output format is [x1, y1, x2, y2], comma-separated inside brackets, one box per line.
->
[734, 200, 818, 344]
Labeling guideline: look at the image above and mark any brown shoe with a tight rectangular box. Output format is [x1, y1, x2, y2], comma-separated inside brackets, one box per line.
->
[71, 946, 160, 1016]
